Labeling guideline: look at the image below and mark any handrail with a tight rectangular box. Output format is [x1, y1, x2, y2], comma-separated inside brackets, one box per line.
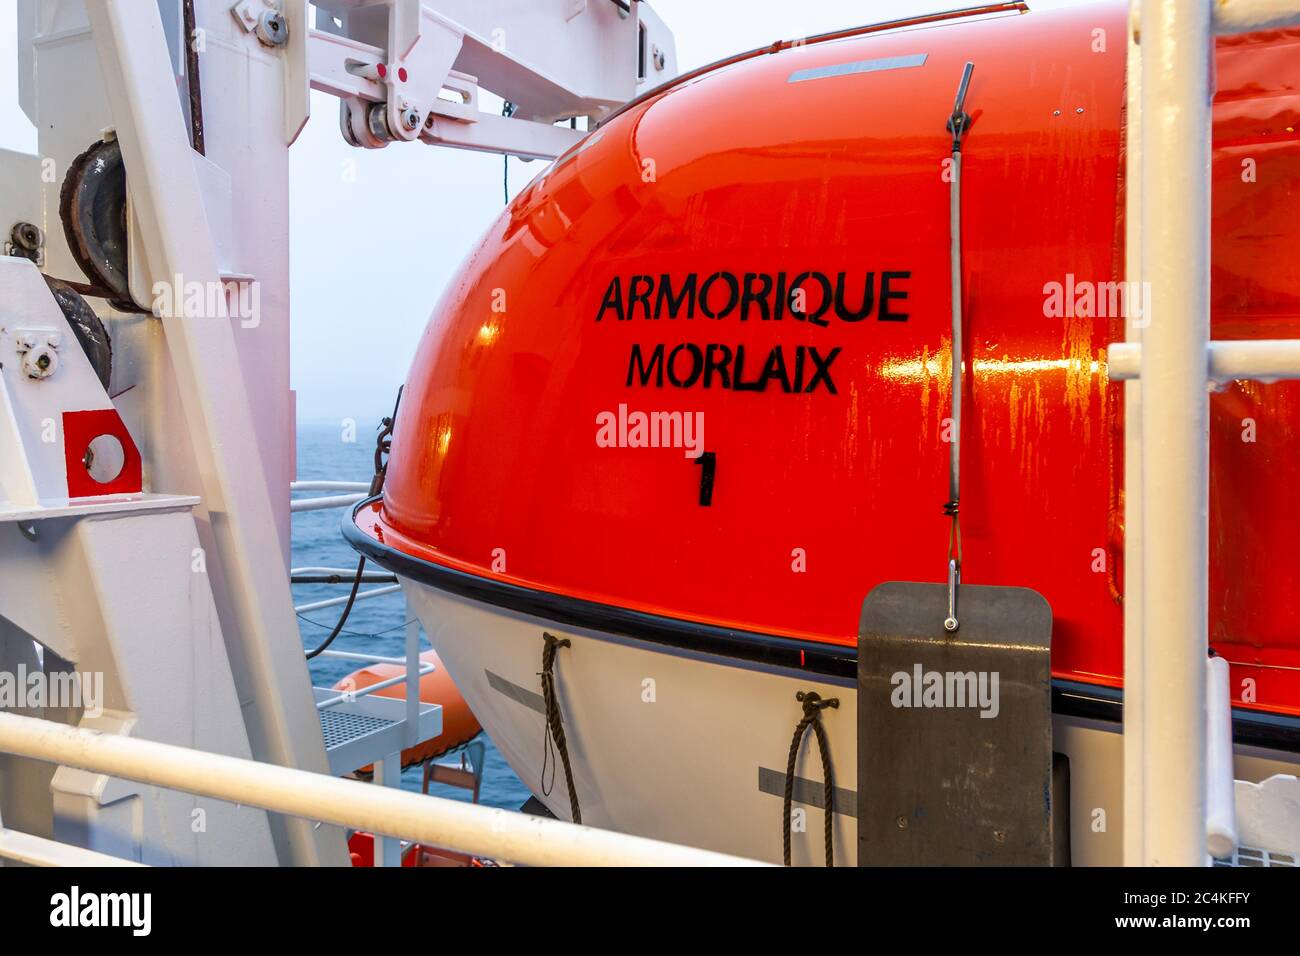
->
[291, 480, 371, 492]
[317, 649, 413, 666]
[295, 583, 400, 613]
[291, 566, 398, 584]
[0, 712, 768, 867]
[1213, 0, 1300, 33]
[291, 493, 366, 513]
[0, 827, 147, 867]
[316, 661, 434, 710]
[1108, 340, 1300, 382]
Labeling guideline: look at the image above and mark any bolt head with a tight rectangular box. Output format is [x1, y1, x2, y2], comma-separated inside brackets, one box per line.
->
[21, 345, 58, 380]
[403, 109, 421, 131]
[15, 223, 42, 249]
[257, 9, 289, 46]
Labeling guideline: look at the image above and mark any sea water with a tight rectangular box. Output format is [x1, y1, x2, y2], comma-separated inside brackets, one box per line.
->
[293, 422, 531, 811]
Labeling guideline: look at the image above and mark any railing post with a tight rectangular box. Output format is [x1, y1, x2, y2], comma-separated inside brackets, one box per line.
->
[404, 595, 420, 749]
[1122, 0, 1146, 866]
[1136, 0, 1212, 866]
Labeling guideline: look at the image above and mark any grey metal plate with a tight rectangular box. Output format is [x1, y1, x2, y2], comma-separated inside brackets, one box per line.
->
[787, 53, 928, 84]
[857, 582, 1053, 866]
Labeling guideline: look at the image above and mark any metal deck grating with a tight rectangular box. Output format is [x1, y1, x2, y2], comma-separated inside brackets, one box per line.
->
[1213, 846, 1298, 867]
[319, 709, 398, 751]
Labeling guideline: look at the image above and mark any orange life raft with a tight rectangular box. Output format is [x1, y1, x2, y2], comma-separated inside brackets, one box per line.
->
[333, 649, 481, 771]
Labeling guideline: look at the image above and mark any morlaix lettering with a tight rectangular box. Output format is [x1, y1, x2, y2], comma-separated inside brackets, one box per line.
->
[596, 269, 911, 394]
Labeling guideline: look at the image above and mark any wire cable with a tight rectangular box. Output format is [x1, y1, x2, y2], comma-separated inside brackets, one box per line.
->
[302, 390, 402, 660]
[296, 613, 416, 641]
[303, 556, 366, 659]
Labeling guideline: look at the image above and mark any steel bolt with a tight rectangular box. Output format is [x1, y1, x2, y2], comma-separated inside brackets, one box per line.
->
[21, 344, 58, 380]
[257, 9, 289, 46]
[14, 222, 42, 250]
[403, 108, 421, 131]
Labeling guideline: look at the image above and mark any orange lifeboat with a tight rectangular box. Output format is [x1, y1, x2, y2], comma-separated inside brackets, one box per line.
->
[333, 649, 481, 772]
[345, 1, 1300, 863]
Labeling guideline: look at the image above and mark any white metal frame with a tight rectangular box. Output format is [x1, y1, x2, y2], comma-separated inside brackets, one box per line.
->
[1, 0, 681, 867]
[1118, 0, 1300, 866]
[84, 0, 341, 864]
[0, 711, 765, 867]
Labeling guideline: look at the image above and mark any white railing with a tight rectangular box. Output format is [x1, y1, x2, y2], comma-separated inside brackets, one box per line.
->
[291, 566, 397, 583]
[291, 493, 368, 513]
[289, 484, 429, 865]
[289, 479, 370, 513]
[0, 826, 146, 867]
[290, 481, 371, 493]
[1108, 340, 1300, 382]
[1213, 0, 1300, 33]
[316, 650, 412, 666]
[315, 657, 434, 711]
[294, 585, 401, 613]
[0, 711, 767, 867]
[1120, 0, 1300, 866]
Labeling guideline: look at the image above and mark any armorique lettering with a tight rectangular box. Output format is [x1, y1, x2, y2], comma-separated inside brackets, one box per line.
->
[596, 271, 911, 324]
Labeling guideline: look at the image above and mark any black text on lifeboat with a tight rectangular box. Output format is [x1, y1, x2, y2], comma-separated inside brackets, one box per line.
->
[595, 270, 911, 325]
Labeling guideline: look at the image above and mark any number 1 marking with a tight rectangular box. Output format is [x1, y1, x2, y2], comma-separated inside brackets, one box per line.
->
[694, 451, 716, 507]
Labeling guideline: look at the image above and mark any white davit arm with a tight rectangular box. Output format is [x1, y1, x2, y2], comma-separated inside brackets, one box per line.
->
[246, 0, 677, 157]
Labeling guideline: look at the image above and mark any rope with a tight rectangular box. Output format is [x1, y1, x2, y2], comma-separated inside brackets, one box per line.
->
[782, 690, 839, 867]
[539, 633, 581, 824]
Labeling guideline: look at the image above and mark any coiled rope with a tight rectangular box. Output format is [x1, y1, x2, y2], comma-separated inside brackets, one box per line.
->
[782, 690, 839, 867]
[539, 633, 581, 824]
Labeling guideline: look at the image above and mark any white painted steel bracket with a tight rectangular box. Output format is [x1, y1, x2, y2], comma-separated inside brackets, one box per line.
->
[0, 258, 127, 509]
